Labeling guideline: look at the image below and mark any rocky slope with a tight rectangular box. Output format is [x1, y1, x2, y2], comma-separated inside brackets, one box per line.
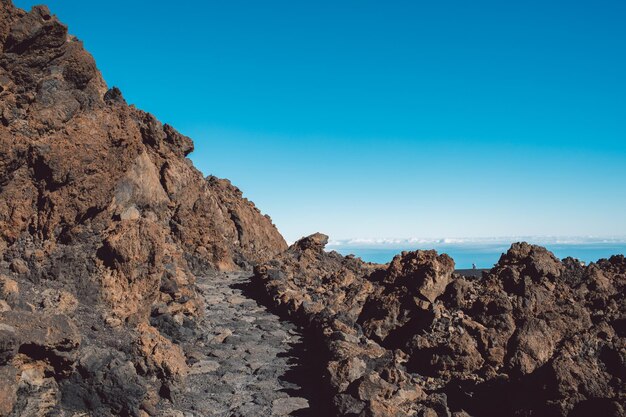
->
[0, 2, 286, 415]
[1, 2, 625, 417]
[255, 236, 626, 417]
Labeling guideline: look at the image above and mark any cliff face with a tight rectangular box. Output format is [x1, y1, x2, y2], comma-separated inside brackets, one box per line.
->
[0, 2, 285, 415]
[255, 238, 626, 417]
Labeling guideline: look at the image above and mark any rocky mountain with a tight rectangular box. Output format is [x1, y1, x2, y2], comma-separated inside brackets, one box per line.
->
[0, 2, 285, 415]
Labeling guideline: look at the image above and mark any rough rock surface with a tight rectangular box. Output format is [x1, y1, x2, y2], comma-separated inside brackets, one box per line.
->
[162, 271, 312, 417]
[0, 2, 286, 415]
[255, 237, 626, 417]
[2, 2, 625, 417]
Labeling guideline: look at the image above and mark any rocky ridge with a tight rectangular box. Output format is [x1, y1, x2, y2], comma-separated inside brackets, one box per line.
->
[254, 236, 626, 417]
[0, 2, 286, 415]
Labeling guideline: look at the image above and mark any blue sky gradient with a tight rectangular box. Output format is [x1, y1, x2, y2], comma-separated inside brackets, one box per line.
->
[15, 0, 626, 241]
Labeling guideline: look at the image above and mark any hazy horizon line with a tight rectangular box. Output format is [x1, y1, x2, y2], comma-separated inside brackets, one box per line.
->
[320, 235, 626, 247]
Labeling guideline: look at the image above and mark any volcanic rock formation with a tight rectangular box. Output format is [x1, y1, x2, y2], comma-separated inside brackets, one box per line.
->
[1, 2, 625, 417]
[0, 2, 285, 415]
[255, 237, 626, 417]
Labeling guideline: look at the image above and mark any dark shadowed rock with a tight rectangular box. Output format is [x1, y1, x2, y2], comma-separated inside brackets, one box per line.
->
[60, 347, 147, 417]
[384, 250, 455, 302]
[103, 86, 125, 105]
[255, 240, 626, 417]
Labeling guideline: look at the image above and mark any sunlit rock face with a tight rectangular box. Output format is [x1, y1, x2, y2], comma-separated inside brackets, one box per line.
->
[0, 1, 286, 415]
[256, 236, 626, 417]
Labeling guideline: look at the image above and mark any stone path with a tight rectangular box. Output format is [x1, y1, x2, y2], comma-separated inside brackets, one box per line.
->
[173, 272, 311, 416]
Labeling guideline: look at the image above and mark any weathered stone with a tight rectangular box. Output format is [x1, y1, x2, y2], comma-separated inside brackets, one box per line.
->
[1, 311, 80, 375]
[0, 276, 18, 303]
[0, 323, 18, 365]
[39, 288, 78, 314]
[135, 323, 187, 379]
[0, 366, 17, 416]
[60, 346, 147, 417]
[9, 259, 28, 275]
[208, 328, 233, 344]
[271, 397, 309, 415]
[328, 357, 367, 391]
[188, 360, 220, 375]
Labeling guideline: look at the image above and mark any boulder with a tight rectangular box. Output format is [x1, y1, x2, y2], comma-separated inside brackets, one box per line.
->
[0, 311, 80, 375]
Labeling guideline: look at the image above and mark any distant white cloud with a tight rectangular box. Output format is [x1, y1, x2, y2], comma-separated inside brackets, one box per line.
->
[326, 236, 626, 248]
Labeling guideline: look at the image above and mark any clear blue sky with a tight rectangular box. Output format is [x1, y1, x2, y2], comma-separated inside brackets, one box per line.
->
[15, 0, 626, 242]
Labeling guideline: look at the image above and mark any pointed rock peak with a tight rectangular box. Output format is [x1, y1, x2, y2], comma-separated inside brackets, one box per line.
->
[104, 86, 126, 105]
[496, 241, 563, 279]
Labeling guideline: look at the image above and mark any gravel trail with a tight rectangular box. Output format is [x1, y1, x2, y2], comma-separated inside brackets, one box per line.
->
[171, 272, 313, 417]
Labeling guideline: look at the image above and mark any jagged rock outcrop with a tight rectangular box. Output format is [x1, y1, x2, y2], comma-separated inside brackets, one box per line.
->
[255, 237, 626, 417]
[0, 2, 286, 415]
[255, 233, 377, 323]
[1, 2, 624, 416]
[255, 235, 427, 416]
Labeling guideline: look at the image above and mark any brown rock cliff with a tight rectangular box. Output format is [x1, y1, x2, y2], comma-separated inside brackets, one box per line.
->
[0, 2, 286, 415]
